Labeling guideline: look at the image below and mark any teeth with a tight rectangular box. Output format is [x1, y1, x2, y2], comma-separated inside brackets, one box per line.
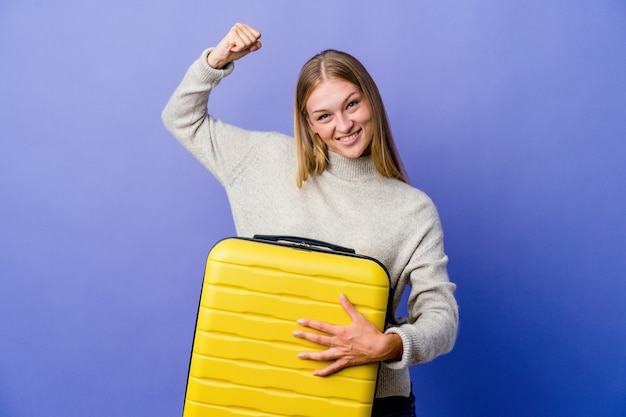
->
[338, 132, 358, 142]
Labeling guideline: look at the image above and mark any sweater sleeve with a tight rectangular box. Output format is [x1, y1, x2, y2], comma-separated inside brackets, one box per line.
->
[161, 48, 264, 186]
[383, 201, 459, 370]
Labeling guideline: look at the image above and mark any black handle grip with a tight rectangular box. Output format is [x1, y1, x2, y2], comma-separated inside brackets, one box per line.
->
[253, 235, 356, 254]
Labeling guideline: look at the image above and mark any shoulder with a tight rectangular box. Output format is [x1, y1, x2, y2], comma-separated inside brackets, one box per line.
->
[254, 130, 296, 166]
[382, 177, 437, 209]
[222, 125, 296, 171]
[383, 180, 444, 232]
[243, 128, 295, 153]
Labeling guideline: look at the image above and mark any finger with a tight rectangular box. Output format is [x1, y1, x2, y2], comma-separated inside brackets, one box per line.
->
[297, 318, 338, 335]
[248, 40, 262, 53]
[339, 293, 364, 322]
[299, 342, 356, 362]
[233, 22, 260, 37]
[293, 329, 335, 347]
[297, 349, 337, 362]
[236, 23, 262, 43]
[229, 36, 261, 54]
[312, 358, 350, 377]
[230, 23, 261, 52]
[313, 365, 340, 377]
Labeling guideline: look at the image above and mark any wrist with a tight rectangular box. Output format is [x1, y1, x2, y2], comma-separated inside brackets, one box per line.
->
[383, 333, 403, 362]
[206, 51, 228, 69]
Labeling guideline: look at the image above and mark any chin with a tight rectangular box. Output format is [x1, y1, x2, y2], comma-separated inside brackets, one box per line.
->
[342, 149, 368, 159]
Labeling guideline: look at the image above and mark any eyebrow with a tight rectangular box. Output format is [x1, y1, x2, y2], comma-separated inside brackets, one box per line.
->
[309, 91, 360, 116]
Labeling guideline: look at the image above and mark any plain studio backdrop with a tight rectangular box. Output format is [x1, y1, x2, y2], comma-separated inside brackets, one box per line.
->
[1, 1, 625, 416]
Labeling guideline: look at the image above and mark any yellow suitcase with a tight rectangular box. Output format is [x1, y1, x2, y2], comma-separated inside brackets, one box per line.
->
[183, 235, 390, 417]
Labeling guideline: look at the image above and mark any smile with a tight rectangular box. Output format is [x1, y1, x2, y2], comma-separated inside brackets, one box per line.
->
[337, 129, 361, 143]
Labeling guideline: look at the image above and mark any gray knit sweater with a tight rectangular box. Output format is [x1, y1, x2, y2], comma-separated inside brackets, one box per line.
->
[162, 49, 458, 399]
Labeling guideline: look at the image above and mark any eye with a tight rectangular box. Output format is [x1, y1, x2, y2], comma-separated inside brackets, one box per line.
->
[347, 100, 359, 109]
[317, 113, 330, 121]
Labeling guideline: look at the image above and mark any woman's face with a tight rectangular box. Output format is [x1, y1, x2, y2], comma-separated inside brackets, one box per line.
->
[305, 78, 374, 159]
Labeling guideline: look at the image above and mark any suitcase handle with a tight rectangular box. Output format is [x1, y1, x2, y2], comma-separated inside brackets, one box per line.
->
[253, 235, 356, 254]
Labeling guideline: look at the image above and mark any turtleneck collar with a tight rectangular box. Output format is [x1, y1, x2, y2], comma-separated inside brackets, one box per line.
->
[325, 151, 379, 180]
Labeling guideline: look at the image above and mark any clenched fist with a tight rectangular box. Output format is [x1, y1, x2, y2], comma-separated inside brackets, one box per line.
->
[207, 23, 262, 69]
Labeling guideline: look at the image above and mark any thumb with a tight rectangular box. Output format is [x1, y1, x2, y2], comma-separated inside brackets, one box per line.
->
[339, 293, 361, 321]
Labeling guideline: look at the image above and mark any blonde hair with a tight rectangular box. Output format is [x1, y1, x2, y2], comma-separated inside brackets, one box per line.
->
[294, 49, 408, 188]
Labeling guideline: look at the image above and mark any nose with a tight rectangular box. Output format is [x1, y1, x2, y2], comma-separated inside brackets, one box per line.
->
[336, 113, 353, 133]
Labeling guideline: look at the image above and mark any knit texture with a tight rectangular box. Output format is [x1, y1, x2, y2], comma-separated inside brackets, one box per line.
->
[162, 49, 459, 398]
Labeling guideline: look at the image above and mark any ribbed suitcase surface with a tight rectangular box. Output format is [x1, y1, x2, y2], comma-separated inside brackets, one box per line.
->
[183, 236, 390, 417]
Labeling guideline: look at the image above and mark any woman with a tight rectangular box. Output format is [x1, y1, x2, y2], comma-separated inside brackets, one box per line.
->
[162, 23, 458, 417]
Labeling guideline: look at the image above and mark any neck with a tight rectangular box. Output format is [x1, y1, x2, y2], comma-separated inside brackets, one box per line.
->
[326, 152, 378, 180]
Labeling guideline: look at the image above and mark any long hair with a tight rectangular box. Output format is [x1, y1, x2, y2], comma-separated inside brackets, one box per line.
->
[294, 49, 408, 188]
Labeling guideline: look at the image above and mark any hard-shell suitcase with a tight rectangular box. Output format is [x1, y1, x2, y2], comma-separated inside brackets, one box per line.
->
[182, 235, 391, 417]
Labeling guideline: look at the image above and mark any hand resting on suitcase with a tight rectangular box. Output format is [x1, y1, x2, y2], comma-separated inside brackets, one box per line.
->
[293, 293, 403, 377]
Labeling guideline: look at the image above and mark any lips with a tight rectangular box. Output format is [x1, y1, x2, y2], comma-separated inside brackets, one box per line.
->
[337, 129, 361, 143]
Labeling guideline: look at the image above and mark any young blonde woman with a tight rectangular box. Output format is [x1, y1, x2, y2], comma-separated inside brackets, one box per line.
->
[162, 23, 458, 417]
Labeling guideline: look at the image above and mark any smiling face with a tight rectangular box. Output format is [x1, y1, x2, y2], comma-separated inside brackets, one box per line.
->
[305, 78, 374, 159]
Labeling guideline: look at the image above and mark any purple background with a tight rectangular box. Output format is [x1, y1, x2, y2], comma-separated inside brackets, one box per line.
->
[1, 1, 625, 416]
